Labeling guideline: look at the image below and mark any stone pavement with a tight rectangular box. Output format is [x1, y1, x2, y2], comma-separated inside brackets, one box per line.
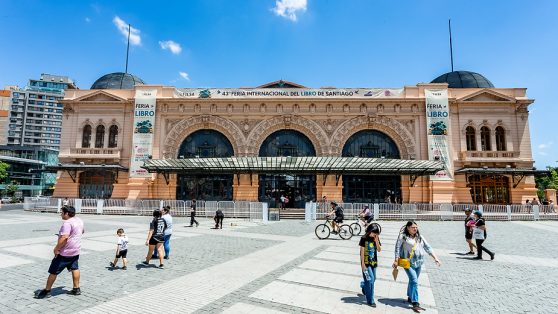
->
[0, 209, 556, 313]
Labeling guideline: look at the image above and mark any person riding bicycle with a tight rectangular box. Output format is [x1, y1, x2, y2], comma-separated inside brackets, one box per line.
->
[327, 201, 344, 234]
[359, 205, 373, 225]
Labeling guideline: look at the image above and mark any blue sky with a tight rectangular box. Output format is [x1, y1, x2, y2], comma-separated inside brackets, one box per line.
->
[1, 0, 557, 167]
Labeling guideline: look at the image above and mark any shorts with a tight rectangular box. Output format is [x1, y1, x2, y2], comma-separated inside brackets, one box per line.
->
[116, 249, 128, 258]
[334, 216, 344, 224]
[365, 216, 374, 223]
[465, 232, 473, 240]
[149, 237, 164, 245]
[48, 255, 79, 275]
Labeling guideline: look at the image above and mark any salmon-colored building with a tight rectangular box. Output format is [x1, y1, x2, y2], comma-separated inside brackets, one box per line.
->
[52, 71, 543, 205]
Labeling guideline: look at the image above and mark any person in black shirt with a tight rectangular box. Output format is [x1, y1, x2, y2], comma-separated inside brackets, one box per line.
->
[214, 209, 224, 229]
[473, 211, 494, 260]
[189, 199, 199, 227]
[143, 210, 166, 268]
[463, 208, 477, 255]
[327, 201, 344, 234]
[359, 223, 381, 307]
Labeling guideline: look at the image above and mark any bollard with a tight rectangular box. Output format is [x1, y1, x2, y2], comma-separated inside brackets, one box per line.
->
[533, 205, 540, 221]
[96, 199, 104, 215]
[262, 203, 269, 222]
[74, 199, 82, 214]
[373, 203, 379, 220]
[57, 199, 62, 213]
[506, 205, 512, 221]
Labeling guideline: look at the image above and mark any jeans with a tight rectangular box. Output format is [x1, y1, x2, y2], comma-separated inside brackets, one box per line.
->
[404, 265, 422, 303]
[362, 266, 377, 304]
[153, 234, 171, 258]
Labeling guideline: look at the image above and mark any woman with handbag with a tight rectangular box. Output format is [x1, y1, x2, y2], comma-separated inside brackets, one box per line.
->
[392, 221, 441, 313]
[472, 211, 495, 260]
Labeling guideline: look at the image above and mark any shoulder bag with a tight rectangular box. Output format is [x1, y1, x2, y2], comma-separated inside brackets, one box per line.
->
[397, 238, 417, 269]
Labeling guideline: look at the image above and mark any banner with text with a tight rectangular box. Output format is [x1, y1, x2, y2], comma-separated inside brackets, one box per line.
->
[174, 88, 404, 99]
[130, 89, 157, 177]
[425, 89, 453, 180]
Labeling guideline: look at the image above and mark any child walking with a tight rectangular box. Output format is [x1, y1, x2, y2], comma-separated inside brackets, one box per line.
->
[110, 228, 129, 270]
[359, 223, 381, 307]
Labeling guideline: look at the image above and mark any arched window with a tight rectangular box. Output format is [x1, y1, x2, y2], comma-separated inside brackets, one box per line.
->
[495, 126, 506, 151]
[108, 125, 118, 148]
[82, 125, 92, 148]
[480, 126, 491, 151]
[466, 126, 476, 151]
[95, 125, 105, 148]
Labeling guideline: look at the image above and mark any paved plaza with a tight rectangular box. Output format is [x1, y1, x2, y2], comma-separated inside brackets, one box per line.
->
[0, 209, 556, 313]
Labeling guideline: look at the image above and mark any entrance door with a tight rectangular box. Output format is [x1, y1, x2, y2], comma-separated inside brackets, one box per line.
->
[79, 171, 114, 199]
[259, 175, 316, 208]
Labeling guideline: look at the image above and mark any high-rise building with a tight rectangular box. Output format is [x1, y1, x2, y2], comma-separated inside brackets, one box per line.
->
[0, 88, 12, 145]
[7, 74, 77, 151]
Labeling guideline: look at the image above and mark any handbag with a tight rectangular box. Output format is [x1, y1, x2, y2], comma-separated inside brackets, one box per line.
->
[472, 227, 485, 240]
[397, 238, 417, 269]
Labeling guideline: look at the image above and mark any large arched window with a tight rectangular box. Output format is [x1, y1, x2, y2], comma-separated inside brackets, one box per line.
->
[259, 130, 316, 208]
[342, 130, 401, 203]
[95, 125, 105, 148]
[466, 126, 476, 151]
[177, 130, 234, 201]
[495, 126, 506, 151]
[480, 126, 491, 151]
[82, 125, 92, 148]
[108, 125, 118, 148]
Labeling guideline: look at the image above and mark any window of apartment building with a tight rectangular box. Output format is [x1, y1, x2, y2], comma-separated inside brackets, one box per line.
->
[108, 125, 118, 148]
[82, 125, 92, 148]
[95, 125, 105, 148]
[480, 126, 491, 151]
[495, 126, 506, 151]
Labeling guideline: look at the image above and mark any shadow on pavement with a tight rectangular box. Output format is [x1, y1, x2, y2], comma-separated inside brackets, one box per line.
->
[33, 286, 68, 297]
[340, 295, 365, 305]
[378, 298, 410, 309]
[135, 263, 160, 270]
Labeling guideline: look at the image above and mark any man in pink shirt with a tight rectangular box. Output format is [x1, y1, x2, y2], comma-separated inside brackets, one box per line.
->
[36, 205, 84, 299]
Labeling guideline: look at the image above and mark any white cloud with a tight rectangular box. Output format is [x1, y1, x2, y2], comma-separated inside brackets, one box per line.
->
[85, 17, 91, 23]
[159, 40, 182, 55]
[272, 0, 307, 22]
[179, 72, 190, 81]
[113, 16, 141, 46]
[538, 142, 553, 150]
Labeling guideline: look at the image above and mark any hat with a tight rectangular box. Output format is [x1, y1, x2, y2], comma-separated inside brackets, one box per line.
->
[473, 210, 482, 217]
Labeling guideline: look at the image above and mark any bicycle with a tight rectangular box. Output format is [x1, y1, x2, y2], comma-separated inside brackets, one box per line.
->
[315, 216, 353, 240]
[349, 215, 374, 236]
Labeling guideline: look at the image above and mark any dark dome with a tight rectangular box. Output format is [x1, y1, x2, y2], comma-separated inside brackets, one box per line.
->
[91, 72, 145, 89]
[431, 71, 494, 88]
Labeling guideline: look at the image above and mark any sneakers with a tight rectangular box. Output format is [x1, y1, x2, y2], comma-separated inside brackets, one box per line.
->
[159, 264, 164, 269]
[196, 222, 199, 227]
[122, 266, 127, 270]
[109, 262, 115, 267]
[68, 288, 81, 296]
[465, 251, 475, 255]
[370, 303, 377, 308]
[164, 256, 169, 260]
[35, 289, 51, 299]
[142, 261, 150, 265]
[490, 253, 495, 260]
[411, 302, 425, 313]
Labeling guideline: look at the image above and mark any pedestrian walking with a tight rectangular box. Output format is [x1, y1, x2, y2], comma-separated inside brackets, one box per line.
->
[280, 195, 286, 210]
[189, 199, 199, 227]
[35, 205, 84, 299]
[472, 211, 495, 261]
[143, 209, 166, 268]
[463, 208, 477, 255]
[62, 197, 69, 206]
[393, 221, 441, 313]
[214, 209, 224, 229]
[153, 206, 172, 259]
[110, 228, 128, 270]
[359, 223, 382, 307]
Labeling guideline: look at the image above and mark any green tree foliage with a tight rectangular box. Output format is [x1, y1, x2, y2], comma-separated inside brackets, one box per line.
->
[535, 167, 558, 200]
[0, 161, 8, 183]
[5, 181, 19, 203]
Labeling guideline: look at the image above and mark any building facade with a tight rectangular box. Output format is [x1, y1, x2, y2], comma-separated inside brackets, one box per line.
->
[6, 74, 77, 151]
[53, 71, 539, 205]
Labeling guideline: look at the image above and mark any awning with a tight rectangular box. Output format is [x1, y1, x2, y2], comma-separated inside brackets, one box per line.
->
[455, 167, 549, 176]
[142, 157, 444, 176]
[44, 163, 129, 183]
[45, 164, 129, 172]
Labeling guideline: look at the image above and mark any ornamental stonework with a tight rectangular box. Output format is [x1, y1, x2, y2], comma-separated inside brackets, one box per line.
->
[329, 115, 416, 159]
[163, 115, 245, 158]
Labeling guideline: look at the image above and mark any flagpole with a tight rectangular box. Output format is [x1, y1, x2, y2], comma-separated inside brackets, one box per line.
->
[120, 24, 131, 89]
[449, 19, 454, 72]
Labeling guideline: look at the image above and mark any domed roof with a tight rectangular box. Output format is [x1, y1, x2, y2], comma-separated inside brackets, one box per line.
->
[91, 72, 145, 89]
[431, 71, 494, 88]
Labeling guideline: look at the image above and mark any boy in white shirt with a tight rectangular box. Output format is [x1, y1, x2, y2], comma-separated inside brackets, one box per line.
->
[110, 228, 129, 270]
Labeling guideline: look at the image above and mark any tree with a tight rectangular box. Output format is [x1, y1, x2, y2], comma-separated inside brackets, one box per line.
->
[535, 167, 558, 201]
[0, 161, 8, 183]
[5, 181, 19, 203]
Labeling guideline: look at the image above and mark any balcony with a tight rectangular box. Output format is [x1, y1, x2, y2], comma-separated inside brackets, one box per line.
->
[459, 151, 523, 162]
[59, 148, 121, 160]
